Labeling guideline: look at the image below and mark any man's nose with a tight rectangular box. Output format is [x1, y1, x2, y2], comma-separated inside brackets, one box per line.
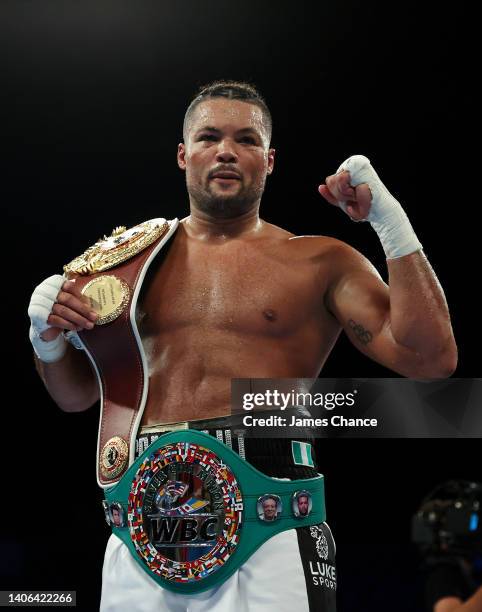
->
[215, 139, 238, 163]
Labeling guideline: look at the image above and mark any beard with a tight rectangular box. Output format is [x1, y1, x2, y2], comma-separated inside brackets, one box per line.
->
[187, 175, 266, 219]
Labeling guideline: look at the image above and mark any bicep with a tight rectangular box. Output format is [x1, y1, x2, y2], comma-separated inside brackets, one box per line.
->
[434, 597, 464, 612]
[325, 250, 424, 377]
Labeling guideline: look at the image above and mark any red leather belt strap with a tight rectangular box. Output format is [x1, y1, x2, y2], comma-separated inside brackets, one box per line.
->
[73, 219, 178, 486]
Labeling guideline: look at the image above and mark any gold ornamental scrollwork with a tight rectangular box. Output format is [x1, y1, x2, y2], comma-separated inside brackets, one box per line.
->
[64, 218, 169, 276]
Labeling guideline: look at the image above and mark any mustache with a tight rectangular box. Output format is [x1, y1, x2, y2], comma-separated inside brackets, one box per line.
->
[208, 166, 242, 179]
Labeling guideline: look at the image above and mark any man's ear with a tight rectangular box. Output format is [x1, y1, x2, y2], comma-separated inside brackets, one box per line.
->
[177, 143, 186, 170]
[267, 148, 276, 175]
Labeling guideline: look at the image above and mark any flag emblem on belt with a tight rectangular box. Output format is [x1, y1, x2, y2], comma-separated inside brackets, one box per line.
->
[291, 441, 314, 467]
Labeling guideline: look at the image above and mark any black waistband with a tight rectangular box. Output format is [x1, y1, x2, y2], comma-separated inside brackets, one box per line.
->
[135, 408, 319, 479]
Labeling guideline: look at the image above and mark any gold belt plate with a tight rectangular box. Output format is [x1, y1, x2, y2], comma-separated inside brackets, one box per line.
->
[64, 218, 169, 276]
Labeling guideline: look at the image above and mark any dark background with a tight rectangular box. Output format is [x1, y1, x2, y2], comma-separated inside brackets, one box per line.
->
[1, 1, 479, 611]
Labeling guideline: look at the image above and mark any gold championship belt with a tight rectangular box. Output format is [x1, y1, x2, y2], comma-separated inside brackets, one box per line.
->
[64, 218, 169, 326]
[64, 218, 169, 276]
[61, 216, 180, 486]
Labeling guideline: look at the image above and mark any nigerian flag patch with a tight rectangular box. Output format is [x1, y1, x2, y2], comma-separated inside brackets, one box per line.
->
[291, 441, 314, 467]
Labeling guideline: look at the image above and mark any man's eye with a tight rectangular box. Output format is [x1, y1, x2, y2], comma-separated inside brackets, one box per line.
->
[199, 134, 217, 141]
[240, 137, 256, 144]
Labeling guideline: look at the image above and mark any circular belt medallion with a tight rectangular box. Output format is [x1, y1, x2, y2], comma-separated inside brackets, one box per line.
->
[128, 441, 243, 584]
[81, 275, 130, 325]
[292, 490, 313, 518]
[101, 436, 129, 479]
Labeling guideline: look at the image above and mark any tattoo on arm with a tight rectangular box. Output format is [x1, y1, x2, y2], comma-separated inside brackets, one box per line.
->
[348, 319, 373, 345]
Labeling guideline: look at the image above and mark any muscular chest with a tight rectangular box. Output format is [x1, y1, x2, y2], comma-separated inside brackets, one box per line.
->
[138, 238, 323, 338]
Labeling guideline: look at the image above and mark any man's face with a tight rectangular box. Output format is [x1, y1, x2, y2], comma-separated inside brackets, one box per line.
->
[178, 98, 275, 219]
[112, 508, 122, 526]
[298, 496, 309, 516]
[263, 498, 277, 519]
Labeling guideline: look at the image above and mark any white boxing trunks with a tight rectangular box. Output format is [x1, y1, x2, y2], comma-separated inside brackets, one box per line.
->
[101, 521, 336, 612]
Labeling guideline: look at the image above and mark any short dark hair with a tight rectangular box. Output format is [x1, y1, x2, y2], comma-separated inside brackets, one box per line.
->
[183, 80, 272, 145]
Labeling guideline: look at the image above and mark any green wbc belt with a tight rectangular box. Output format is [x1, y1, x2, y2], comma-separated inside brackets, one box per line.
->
[104, 430, 326, 594]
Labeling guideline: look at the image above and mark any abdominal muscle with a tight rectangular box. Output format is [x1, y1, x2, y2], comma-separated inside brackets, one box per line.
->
[140, 323, 340, 426]
[136, 223, 343, 425]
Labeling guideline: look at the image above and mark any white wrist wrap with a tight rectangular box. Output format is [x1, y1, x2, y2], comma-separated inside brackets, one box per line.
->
[29, 325, 68, 363]
[28, 274, 68, 363]
[336, 155, 423, 259]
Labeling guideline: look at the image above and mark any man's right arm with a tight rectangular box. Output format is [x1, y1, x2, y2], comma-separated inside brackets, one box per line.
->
[34, 345, 100, 412]
[29, 275, 100, 412]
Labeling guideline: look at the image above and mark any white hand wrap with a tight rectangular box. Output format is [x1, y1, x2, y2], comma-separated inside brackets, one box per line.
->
[28, 274, 68, 363]
[336, 155, 423, 259]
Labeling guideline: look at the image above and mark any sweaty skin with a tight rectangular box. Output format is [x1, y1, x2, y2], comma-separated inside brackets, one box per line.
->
[434, 587, 482, 612]
[33, 97, 457, 419]
[137, 220, 342, 425]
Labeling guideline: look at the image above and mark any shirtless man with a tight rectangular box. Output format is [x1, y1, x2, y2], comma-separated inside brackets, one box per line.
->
[28, 81, 457, 611]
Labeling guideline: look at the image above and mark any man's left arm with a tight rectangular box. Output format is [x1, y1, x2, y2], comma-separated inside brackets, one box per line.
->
[434, 586, 482, 611]
[320, 155, 457, 379]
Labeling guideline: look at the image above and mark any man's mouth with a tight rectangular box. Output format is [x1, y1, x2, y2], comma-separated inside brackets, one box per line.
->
[210, 171, 241, 181]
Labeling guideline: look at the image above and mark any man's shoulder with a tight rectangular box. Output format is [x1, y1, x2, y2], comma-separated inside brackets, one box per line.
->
[262, 221, 364, 258]
[264, 221, 339, 245]
[286, 233, 380, 280]
[289, 233, 352, 251]
[287, 232, 363, 262]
